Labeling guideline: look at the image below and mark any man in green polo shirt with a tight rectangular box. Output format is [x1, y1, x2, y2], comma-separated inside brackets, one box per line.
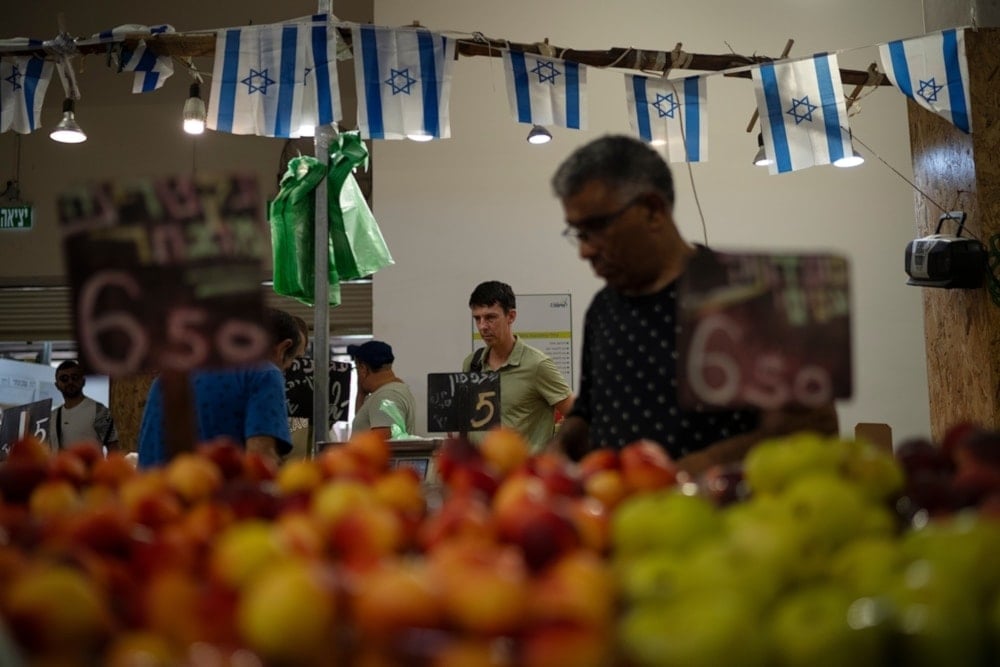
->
[462, 281, 574, 452]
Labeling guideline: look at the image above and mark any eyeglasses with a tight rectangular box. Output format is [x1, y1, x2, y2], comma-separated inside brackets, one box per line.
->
[561, 195, 645, 246]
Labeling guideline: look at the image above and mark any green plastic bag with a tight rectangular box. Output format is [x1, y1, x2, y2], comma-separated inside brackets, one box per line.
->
[269, 155, 341, 306]
[378, 399, 410, 440]
[328, 132, 394, 280]
[269, 131, 393, 307]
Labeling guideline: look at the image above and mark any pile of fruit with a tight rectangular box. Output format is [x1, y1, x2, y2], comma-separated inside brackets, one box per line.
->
[0, 429, 678, 666]
[1, 422, 999, 666]
[616, 428, 1000, 667]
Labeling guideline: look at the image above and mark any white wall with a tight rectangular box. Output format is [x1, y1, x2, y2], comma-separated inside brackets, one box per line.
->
[371, 0, 932, 443]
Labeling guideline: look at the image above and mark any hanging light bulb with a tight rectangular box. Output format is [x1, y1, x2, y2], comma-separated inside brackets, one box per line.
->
[50, 98, 87, 143]
[752, 132, 772, 167]
[526, 124, 552, 145]
[183, 83, 207, 135]
[406, 132, 434, 142]
[833, 151, 865, 168]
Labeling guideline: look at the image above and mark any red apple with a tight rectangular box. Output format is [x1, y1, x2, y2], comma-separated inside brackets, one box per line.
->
[578, 448, 620, 479]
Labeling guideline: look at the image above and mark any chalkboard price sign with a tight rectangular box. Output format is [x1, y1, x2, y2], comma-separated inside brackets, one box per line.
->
[58, 174, 269, 377]
[284, 357, 353, 424]
[677, 250, 852, 411]
[427, 372, 501, 433]
[0, 398, 53, 460]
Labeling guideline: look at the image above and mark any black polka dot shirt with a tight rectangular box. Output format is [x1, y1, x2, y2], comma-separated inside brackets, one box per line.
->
[570, 281, 760, 459]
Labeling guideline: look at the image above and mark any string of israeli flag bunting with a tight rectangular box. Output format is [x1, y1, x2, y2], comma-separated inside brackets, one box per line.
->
[0, 16, 974, 178]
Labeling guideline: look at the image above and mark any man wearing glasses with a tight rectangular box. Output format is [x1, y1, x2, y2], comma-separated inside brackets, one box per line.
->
[549, 135, 837, 475]
[49, 360, 119, 452]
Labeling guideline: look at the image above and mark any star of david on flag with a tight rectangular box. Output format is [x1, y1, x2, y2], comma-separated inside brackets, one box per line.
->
[751, 53, 853, 174]
[0, 55, 54, 134]
[207, 15, 341, 138]
[352, 25, 456, 140]
[878, 28, 971, 133]
[625, 74, 707, 162]
[502, 51, 587, 130]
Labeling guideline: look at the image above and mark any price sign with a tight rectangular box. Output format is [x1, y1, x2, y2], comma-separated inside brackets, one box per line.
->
[284, 357, 353, 424]
[677, 250, 852, 411]
[427, 372, 501, 433]
[0, 398, 53, 460]
[58, 175, 269, 376]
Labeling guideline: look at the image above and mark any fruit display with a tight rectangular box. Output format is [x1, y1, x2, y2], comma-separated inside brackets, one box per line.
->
[0, 428, 677, 666]
[2, 422, 1000, 666]
[615, 427, 1000, 667]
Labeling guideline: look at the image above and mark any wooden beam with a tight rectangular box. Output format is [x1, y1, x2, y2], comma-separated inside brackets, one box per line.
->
[5, 29, 890, 87]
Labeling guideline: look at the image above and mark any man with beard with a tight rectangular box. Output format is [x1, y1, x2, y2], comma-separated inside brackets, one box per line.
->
[49, 360, 119, 453]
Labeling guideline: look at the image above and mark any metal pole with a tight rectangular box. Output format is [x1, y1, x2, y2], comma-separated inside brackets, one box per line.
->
[310, 0, 333, 457]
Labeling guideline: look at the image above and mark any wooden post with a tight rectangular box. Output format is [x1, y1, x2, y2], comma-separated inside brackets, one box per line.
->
[907, 27, 1000, 439]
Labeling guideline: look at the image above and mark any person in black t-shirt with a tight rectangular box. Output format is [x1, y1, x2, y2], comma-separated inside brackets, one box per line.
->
[548, 135, 837, 475]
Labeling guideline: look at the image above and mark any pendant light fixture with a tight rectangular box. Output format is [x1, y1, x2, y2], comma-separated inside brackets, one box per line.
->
[50, 98, 87, 143]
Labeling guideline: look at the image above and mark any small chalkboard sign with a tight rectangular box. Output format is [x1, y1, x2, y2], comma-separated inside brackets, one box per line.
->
[0, 398, 53, 460]
[284, 357, 353, 424]
[427, 372, 501, 433]
[58, 174, 269, 377]
[677, 250, 852, 411]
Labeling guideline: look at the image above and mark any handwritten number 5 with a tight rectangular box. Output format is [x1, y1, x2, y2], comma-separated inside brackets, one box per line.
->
[469, 391, 496, 429]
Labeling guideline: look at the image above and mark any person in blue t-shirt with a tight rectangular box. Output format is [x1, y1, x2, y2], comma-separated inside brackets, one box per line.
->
[137, 308, 302, 468]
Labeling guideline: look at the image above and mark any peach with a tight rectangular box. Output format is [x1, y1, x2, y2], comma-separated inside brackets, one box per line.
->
[28, 480, 82, 519]
[578, 448, 620, 479]
[164, 453, 223, 503]
[351, 558, 444, 637]
[526, 550, 616, 628]
[429, 542, 529, 636]
[519, 623, 614, 667]
[417, 493, 497, 550]
[347, 429, 392, 473]
[620, 439, 679, 493]
[209, 520, 285, 590]
[584, 468, 628, 509]
[566, 496, 612, 553]
[480, 427, 531, 476]
[236, 560, 337, 664]
[331, 502, 404, 567]
[276, 458, 324, 495]
[311, 479, 375, 527]
[373, 467, 427, 519]
[47, 450, 89, 487]
[4, 563, 113, 656]
[90, 453, 138, 488]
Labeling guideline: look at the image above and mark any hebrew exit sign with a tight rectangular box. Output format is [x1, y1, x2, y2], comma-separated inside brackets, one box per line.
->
[0, 206, 32, 230]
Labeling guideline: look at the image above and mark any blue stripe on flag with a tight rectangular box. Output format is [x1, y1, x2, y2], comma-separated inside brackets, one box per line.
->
[359, 25, 384, 139]
[99, 30, 114, 41]
[941, 29, 970, 133]
[141, 72, 159, 92]
[759, 63, 792, 173]
[813, 56, 845, 163]
[23, 57, 44, 131]
[683, 76, 701, 161]
[150, 25, 169, 35]
[274, 25, 298, 137]
[631, 76, 652, 142]
[28, 39, 42, 47]
[417, 31, 440, 137]
[312, 24, 334, 126]
[564, 61, 581, 129]
[886, 40, 913, 98]
[216, 29, 242, 133]
[510, 52, 532, 123]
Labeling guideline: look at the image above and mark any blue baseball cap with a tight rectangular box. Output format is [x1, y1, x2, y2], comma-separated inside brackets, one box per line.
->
[347, 340, 395, 367]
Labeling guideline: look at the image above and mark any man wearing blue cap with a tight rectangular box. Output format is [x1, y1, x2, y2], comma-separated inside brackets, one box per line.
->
[348, 340, 417, 438]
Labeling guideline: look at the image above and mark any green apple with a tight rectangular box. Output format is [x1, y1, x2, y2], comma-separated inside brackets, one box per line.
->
[612, 490, 721, 562]
[743, 432, 842, 496]
[768, 584, 888, 667]
[620, 591, 768, 667]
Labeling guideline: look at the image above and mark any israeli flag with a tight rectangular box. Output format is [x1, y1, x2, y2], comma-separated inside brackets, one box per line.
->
[92, 25, 175, 93]
[0, 55, 54, 134]
[879, 28, 971, 133]
[625, 74, 707, 162]
[352, 25, 456, 140]
[208, 15, 341, 138]
[502, 51, 587, 129]
[752, 53, 853, 174]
